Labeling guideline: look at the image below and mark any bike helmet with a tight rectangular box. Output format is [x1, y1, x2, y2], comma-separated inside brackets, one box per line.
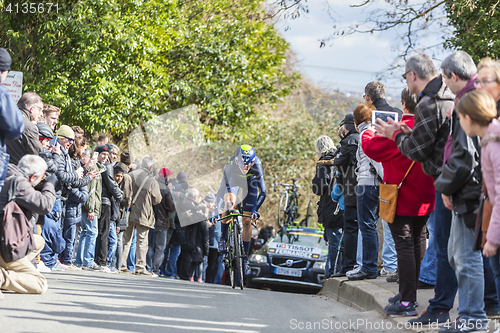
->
[235, 145, 256, 165]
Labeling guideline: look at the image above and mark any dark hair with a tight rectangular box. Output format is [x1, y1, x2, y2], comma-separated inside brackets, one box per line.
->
[98, 134, 108, 142]
[69, 136, 88, 159]
[72, 125, 84, 135]
[401, 87, 419, 114]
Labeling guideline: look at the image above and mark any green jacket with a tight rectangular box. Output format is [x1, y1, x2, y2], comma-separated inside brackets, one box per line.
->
[83, 163, 106, 217]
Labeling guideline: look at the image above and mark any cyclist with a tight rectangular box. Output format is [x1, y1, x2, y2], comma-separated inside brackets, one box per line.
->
[214, 145, 266, 275]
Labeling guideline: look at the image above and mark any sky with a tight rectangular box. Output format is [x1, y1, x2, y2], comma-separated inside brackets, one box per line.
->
[270, 0, 451, 98]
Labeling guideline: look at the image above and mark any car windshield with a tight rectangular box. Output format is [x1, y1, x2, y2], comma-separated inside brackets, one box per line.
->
[269, 230, 327, 251]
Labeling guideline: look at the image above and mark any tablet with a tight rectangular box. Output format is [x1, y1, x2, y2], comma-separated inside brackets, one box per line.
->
[372, 111, 399, 124]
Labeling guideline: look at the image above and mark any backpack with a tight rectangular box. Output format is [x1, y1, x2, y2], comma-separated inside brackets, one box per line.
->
[0, 177, 36, 263]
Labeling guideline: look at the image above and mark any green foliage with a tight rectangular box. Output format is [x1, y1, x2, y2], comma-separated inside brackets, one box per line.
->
[0, 0, 296, 135]
[444, 1, 500, 62]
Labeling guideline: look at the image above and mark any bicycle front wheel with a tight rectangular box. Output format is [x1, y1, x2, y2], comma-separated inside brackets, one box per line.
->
[286, 195, 299, 226]
[278, 191, 288, 228]
[235, 223, 244, 290]
[228, 229, 236, 289]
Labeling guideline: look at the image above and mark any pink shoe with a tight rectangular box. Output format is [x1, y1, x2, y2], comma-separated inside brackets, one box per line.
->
[197, 278, 203, 283]
[188, 277, 194, 282]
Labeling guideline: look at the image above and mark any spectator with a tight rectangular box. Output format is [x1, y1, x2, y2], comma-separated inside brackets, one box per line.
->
[364, 81, 403, 119]
[114, 156, 133, 270]
[312, 135, 343, 279]
[348, 103, 383, 281]
[97, 134, 108, 146]
[375, 53, 455, 325]
[433, 52, 487, 331]
[0, 155, 56, 296]
[72, 126, 84, 139]
[42, 105, 60, 131]
[106, 163, 125, 273]
[475, 58, 500, 116]
[151, 168, 175, 276]
[329, 114, 359, 277]
[95, 144, 123, 272]
[77, 146, 106, 270]
[362, 87, 436, 316]
[456, 91, 500, 332]
[107, 144, 119, 164]
[0, 48, 24, 192]
[5, 92, 43, 165]
[205, 193, 223, 283]
[121, 157, 161, 276]
[258, 224, 274, 244]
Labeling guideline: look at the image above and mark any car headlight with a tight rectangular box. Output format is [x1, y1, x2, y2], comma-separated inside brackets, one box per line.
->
[250, 254, 267, 264]
[313, 261, 326, 270]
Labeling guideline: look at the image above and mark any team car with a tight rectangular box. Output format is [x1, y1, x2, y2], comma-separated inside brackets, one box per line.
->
[247, 226, 328, 291]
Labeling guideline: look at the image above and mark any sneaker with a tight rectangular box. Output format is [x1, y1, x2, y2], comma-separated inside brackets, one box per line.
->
[386, 272, 399, 282]
[66, 264, 82, 270]
[218, 239, 227, 253]
[347, 269, 377, 281]
[83, 262, 102, 271]
[107, 266, 119, 274]
[188, 277, 194, 282]
[51, 262, 67, 271]
[152, 272, 159, 277]
[346, 265, 361, 277]
[120, 267, 134, 274]
[379, 268, 397, 277]
[197, 278, 203, 283]
[100, 266, 112, 273]
[384, 301, 417, 316]
[388, 294, 419, 307]
[408, 310, 450, 325]
[135, 270, 153, 276]
[243, 257, 251, 276]
[37, 261, 52, 273]
[438, 318, 488, 332]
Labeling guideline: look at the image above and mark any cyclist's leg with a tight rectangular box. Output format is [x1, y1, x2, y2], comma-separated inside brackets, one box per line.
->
[219, 194, 236, 252]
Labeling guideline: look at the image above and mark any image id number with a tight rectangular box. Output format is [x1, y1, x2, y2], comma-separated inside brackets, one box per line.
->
[4, 2, 59, 14]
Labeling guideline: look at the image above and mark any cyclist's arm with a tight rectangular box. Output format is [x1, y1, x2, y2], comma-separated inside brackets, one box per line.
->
[252, 163, 267, 215]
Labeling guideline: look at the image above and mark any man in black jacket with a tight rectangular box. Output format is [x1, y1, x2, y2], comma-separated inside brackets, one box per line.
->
[312, 135, 343, 278]
[330, 114, 359, 277]
[94, 144, 123, 271]
[364, 81, 403, 120]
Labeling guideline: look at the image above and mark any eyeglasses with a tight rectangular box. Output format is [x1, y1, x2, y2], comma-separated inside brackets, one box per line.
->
[59, 135, 74, 144]
[362, 94, 367, 99]
[402, 70, 412, 80]
[474, 78, 497, 87]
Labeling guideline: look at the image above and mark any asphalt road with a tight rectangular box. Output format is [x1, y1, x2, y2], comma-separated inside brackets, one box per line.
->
[0, 270, 400, 333]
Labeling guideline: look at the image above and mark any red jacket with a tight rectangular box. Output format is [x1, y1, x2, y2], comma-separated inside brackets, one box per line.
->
[362, 115, 435, 217]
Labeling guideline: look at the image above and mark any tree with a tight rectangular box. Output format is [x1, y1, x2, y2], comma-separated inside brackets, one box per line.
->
[0, 0, 297, 136]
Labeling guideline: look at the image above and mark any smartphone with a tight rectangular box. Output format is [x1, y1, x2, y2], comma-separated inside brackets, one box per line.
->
[372, 111, 399, 124]
[49, 135, 58, 147]
[93, 152, 99, 159]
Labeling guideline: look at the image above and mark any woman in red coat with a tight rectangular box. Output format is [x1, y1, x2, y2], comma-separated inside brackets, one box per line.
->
[362, 88, 436, 316]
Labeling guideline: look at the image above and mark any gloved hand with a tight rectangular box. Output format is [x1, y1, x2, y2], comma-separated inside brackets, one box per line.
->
[209, 215, 219, 224]
[251, 212, 260, 220]
[44, 174, 57, 187]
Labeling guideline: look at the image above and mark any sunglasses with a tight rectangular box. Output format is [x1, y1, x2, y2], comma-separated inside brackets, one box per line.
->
[59, 135, 74, 144]
[402, 70, 412, 80]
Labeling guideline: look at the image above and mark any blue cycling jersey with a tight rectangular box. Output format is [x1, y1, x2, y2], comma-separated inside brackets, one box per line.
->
[215, 155, 266, 215]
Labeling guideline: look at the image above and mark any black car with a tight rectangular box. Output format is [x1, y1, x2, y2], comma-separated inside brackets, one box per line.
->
[247, 226, 327, 291]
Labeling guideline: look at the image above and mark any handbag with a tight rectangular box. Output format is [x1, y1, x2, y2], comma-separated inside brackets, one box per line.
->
[473, 183, 492, 250]
[378, 161, 415, 223]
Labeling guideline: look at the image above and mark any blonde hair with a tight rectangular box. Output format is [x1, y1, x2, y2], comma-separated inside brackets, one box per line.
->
[477, 58, 500, 85]
[352, 103, 376, 126]
[455, 90, 497, 126]
[43, 104, 61, 116]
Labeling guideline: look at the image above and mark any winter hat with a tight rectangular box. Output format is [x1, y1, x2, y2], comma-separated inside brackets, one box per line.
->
[204, 193, 216, 203]
[0, 48, 11, 72]
[177, 172, 187, 181]
[158, 167, 173, 178]
[56, 125, 75, 140]
[340, 114, 356, 132]
[37, 122, 54, 139]
[94, 144, 109, 154]
[120, 150, 132, 165]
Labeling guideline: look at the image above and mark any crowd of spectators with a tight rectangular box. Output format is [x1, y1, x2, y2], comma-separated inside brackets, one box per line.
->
[313, 51, 500, 332]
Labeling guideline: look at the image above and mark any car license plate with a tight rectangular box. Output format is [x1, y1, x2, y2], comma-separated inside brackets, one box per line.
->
[275, 267, 302, 277]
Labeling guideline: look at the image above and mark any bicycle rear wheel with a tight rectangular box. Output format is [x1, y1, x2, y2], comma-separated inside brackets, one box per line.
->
[305, 200, 314, 227]
[235, 223, 244, 290]
[278, 191, 288, 227]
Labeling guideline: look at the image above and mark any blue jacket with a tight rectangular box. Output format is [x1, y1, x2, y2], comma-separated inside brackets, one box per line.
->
[209, 220, 221, 250]
[64, 185, 89, 226]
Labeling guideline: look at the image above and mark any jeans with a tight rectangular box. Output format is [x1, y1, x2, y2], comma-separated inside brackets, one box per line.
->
[72, 223, 81, 263]
[490, 253, 500, 315]
[427, 191, 457, 313]
[75, 213, 98, 267]
[381, 220, 397, 272]
[113, 231, 123, 270]
[152, 229, 172, 275]
[95, 204, 111, 267]
[357, 185, 379, 275]
[107, 222, 117, 266]
[483, 255, 499, 312]
[419, 210, 437, 285]
[146, 228, 155, 272]
[448, 213, 486, 321]
[389, 215, 428, 302]
[342, 205, 358, 272]
[60, 218, 78, 265]
[127, 229, 136, 271]
[324, 227, 343, 275]
[165, 244, 181, 277]
[215, 254, 224, 284]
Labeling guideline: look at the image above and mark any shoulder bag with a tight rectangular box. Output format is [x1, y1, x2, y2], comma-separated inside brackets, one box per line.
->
[379, 161, 415, 223]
